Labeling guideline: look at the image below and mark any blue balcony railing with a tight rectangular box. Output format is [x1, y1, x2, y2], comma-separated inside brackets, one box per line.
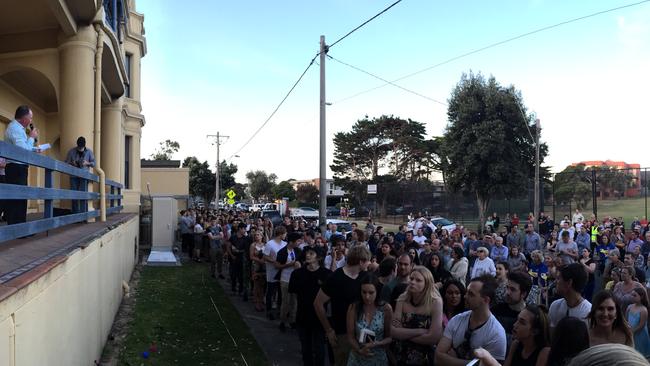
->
[103, 0, 125, 37]
[0, 141, 123, 243]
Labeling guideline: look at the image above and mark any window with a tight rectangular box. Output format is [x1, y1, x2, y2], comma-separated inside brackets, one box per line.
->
[124, 53, 132, 98]
[125, 135, 132, 189]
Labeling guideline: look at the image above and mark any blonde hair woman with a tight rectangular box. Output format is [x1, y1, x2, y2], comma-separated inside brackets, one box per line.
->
[391, 265, 443, 365]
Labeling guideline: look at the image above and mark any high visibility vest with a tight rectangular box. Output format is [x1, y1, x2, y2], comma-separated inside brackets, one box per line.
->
[591, 226, 599, 243]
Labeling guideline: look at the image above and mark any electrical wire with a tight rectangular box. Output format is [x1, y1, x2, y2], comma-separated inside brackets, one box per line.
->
[329, 0, 403, 49]
[334, 0, 650, 104]
[228, 0, 405, 158]
[327, 54, 447, 106]
[228, 54, 318, 159]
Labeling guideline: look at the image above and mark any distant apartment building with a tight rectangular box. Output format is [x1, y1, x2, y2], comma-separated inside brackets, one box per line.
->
[571, 160, 641, 197]
[289, 178, 346, 197]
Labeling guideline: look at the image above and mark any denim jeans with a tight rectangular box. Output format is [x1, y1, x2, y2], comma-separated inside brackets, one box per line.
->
[266, 281, 280, 312]
[69, 177, 87, 214]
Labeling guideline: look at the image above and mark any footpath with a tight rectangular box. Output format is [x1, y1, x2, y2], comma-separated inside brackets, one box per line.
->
[215, 276, 303, 366]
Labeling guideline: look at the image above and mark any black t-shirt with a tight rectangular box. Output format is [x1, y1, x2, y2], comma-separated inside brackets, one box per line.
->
[491, 303, 520, 346]
[289, 266, 332, 328]
[321, 268, 367, 334]
[636, 267, 646, 284]
[230, 234, 252, 261]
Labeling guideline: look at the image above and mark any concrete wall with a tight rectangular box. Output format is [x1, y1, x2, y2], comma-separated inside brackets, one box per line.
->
[0, 215, 139, 366]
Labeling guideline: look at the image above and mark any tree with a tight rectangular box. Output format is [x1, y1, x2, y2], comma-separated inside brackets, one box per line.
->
[218, 160, 238, 193]
[442, 72, 548, 230]
[331, 115, 444, 207]
[182, 156, 215, 202]
[554, 165, 592, 209]
[231, 182, 248, 201]
[151, 140, 180, 160]
[554, 164, 634, 208]
[331, 116, 390, 182]
[245, 170, 277, 201]
[296, 184, 319, 204]
[272, 181, 296, 201]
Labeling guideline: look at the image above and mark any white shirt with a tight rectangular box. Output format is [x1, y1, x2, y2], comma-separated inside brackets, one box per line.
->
[548, 298, 592, 328]
[324, 255, 346, 270]
[280, 248, 296, 283]
[264, 239, 286, 282]
[414, 235, 427, 246]
[444, 311, 507, 361]
[470, 257, 496, 279]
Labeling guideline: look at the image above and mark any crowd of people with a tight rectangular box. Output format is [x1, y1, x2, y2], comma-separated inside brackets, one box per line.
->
[178, 206, 650, 366]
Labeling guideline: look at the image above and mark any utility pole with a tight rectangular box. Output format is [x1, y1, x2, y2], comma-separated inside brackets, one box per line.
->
[319, 35, 328, 234]
[207, 132, 229, 207]
[534, 119, 541, 231]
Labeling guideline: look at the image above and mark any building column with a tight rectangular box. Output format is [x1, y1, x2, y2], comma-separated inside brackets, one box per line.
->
[101, 98, 123, 182]
[58, 25, 96, 157]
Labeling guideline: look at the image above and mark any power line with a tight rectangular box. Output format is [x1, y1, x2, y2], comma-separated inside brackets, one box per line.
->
[328, 54, 447, 106]
[228, 54, 318, 159]
[329, 0, 403, 49]
[334, 0, 650, 104]
[229, 0, 405, 158]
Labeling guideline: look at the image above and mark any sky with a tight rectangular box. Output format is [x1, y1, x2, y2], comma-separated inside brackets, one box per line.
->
[136, 0, 650, 183]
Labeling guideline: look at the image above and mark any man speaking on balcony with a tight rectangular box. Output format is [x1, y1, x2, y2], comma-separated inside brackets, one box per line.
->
[4, 105, 38, 226]
[65, 136, 95, 213]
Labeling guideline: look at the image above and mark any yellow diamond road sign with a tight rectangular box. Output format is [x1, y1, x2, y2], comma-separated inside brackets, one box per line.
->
[226, 190, 236, 199]
[227, 198, 235, 205]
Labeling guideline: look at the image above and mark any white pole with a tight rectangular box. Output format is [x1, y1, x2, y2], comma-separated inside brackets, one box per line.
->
[534, 119, 541, 230]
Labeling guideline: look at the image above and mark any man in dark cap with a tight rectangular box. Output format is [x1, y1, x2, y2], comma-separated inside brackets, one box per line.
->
[65, 136, 95, 213]
[289, 243, 331, 366]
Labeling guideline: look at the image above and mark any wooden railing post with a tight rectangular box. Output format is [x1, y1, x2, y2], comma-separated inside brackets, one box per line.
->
[44, 168, 53, 218]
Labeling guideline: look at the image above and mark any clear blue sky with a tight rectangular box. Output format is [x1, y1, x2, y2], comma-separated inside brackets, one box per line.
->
[137, 0, 650, 182]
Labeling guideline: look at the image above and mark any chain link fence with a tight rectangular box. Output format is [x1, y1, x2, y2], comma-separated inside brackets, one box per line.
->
[345, 166, 649, 230]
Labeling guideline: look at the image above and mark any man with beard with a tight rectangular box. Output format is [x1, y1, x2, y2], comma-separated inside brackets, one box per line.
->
[491, 271, 532, 347]
[380, 253, 413, 309]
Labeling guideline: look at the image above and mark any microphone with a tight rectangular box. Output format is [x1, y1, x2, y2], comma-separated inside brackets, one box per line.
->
[29, 123, 38, 144]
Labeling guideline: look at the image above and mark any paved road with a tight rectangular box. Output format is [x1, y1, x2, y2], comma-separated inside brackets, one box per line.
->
[215, 276, 304, 366]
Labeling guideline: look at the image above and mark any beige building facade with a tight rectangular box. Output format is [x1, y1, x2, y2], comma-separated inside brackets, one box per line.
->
[0, 0, 146, 213]
[140, 159, 190, 210]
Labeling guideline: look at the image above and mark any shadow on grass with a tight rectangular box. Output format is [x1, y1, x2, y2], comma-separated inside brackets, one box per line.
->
[118, 262, 267, 366]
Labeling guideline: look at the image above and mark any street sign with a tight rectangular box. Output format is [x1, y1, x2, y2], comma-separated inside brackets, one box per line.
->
[367, 184, 377, 194]
[227, 198, 235, 205]
[226, 189, 236, 199]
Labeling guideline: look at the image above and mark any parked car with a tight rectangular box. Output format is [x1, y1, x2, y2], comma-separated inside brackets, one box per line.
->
[250, 203, 264, 212]
[430, 216, 457, 232]
[291, 207, 319, 218]
[326, 206, 339, 217]
[250, 210, 283, 228]
[235, 202, 249, 212]
[349, 206, 370, 217]
[327, 219, 353, 237]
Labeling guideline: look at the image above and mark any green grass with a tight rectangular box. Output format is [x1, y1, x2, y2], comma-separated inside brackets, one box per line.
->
[372, 197, 649, 231]
[118, 263, 267, 366]
[546, 196, 649, 224]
